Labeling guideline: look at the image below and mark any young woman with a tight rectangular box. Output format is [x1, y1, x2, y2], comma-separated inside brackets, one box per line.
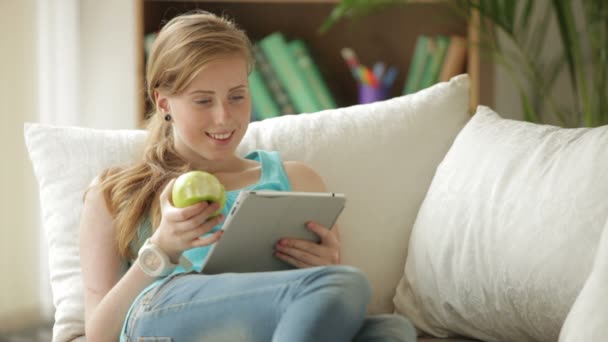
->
[79, 11, 416, 342]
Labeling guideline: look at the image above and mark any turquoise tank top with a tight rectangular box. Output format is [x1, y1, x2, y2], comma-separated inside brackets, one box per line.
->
[120, 150, 292, 340]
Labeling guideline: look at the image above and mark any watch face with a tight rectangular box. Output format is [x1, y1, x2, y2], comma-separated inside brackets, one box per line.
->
[141, 248, 162, 272]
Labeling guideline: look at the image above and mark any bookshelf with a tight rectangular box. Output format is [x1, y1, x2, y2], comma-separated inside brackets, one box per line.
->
[135, 0, 493, 125]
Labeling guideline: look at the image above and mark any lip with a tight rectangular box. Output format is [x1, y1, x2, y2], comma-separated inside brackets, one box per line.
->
[206, 130, 235, 144]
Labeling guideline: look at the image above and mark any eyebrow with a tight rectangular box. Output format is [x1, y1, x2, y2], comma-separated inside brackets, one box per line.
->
[188, 85, 246, 95]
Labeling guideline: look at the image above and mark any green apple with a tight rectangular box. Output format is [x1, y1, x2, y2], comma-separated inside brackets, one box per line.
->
[172, 171, 226, 217]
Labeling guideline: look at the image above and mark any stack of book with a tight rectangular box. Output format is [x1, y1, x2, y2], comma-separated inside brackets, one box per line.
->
[402, 35, 467, 95]
[250, 32, 336, 120]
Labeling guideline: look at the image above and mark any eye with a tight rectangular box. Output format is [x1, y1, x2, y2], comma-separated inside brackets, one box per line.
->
[195, 99, 212, 105]
[230, 95, 245, 101]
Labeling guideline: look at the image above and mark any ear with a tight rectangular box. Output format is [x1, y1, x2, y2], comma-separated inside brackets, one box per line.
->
[154, 90, 171, 114]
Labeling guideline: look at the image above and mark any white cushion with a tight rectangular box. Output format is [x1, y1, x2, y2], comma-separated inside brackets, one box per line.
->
[25, 127, 146, 342]
[394, 106, 608, 342]
[559, 219, 608, 342]
[25, 74, 470, 342]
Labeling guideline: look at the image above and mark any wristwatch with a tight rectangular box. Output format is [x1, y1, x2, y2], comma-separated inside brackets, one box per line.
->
[137, 238, 192, 277]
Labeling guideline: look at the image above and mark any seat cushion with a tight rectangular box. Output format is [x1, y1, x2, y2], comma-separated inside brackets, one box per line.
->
[395, 106, 608, 342]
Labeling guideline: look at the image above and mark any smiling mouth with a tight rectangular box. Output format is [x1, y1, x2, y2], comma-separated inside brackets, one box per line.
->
[206, 131, 234, 141]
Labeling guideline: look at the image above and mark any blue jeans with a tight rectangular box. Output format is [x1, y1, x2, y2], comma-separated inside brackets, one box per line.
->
[123, 265, 416, 341]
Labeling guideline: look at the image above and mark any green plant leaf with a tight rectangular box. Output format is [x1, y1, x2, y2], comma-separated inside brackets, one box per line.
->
[520, 89, 540, 123]
[516, 0, 535, 40]
[318, 3, 349, 34]
[500, 0, 516, 35]
[542, 54, 568, 96]
[552, 0, 578, 91]
[553, 0, 592, 125]
[319, 0, 407, 34]
[525, 1, 552, 62]
[583, 0, 608, 126]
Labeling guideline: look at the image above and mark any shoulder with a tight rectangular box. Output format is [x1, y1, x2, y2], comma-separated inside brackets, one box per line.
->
[82, 167, 124, 226]
[83, 175, 103, 205]
[82, 176, 113, 223]
[283, 161, 327, 192]
[83, 168, 119, 206]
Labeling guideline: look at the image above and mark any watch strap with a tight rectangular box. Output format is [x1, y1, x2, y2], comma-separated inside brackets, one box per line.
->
[138, 238, 192, 277]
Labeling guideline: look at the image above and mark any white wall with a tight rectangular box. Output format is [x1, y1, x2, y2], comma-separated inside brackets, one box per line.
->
[0, 0, 138, 328]
[0, 0, 42, 323]
[80, 0, 139, 130]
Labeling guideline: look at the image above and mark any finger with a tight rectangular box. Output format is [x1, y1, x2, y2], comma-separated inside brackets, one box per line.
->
[179, 202, 222, 232]
[306, 221, 339, 248]
[183, 214, 224, 241]
[166, 201, 210, 223]
[275, 242, 327, 266]
[275, 250, 314, 269]
[159, 179, 176, 206]
[278, 238, 326, 258]
[278, 237, 340, 265]
[190, 230, 223, 248]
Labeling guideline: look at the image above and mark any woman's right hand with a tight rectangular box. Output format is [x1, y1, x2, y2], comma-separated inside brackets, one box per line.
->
[150, 178, 224, 263]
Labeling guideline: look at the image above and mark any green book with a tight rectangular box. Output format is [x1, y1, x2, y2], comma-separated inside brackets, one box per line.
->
[288, 40, 337, 110]
[418, 35, 450, 90]
[252, 44, 296, 115]
[403, 35, 430, 95]
[248, 68, 281, 120]
[259, 32, 321, 113]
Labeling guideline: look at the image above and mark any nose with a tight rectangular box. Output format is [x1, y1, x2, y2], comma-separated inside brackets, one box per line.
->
[214, 101, 231, 124]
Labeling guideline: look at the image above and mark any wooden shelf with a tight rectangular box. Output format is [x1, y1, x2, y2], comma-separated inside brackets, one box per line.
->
[135, 0, 493, 125]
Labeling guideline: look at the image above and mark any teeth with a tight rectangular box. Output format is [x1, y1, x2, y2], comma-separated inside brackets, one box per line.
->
[208, 132, 232, 140]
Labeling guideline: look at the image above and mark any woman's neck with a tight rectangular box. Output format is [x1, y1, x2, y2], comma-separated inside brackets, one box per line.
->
[189, 155, 249, 174]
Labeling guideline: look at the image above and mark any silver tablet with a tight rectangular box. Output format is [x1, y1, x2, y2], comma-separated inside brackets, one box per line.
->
[200, 190, 346, 274]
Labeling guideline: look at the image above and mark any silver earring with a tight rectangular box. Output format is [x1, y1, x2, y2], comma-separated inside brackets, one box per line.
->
[164, 113, 172, 122]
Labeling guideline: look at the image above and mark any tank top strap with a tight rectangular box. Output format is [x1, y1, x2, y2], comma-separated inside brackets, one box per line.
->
[244, 150, 292, 191]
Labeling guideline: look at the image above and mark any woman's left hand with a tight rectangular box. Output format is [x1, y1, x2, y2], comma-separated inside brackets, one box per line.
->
[274, 221, 340, 268]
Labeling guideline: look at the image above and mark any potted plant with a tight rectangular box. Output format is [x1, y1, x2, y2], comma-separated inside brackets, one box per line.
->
[321, 0, 607, 127]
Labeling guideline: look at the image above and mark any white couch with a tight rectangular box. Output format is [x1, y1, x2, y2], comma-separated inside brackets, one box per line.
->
[25, 74, 608, 342]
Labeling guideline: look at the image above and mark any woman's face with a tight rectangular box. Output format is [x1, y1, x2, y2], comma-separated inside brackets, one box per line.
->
[159, 55, 251, 167]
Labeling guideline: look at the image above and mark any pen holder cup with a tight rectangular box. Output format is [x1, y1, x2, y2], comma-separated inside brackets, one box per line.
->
[358, 84, 389, 104]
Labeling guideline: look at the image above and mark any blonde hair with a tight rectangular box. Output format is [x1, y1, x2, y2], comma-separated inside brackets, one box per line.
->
[98, 11, 253, 260]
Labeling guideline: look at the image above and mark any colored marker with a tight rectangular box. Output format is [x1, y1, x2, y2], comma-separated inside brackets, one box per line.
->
[382, 66, 399, 89]
[362, 66, 380, 88]
[341, 47, 362, 82]
[372, 62, 386, 80]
